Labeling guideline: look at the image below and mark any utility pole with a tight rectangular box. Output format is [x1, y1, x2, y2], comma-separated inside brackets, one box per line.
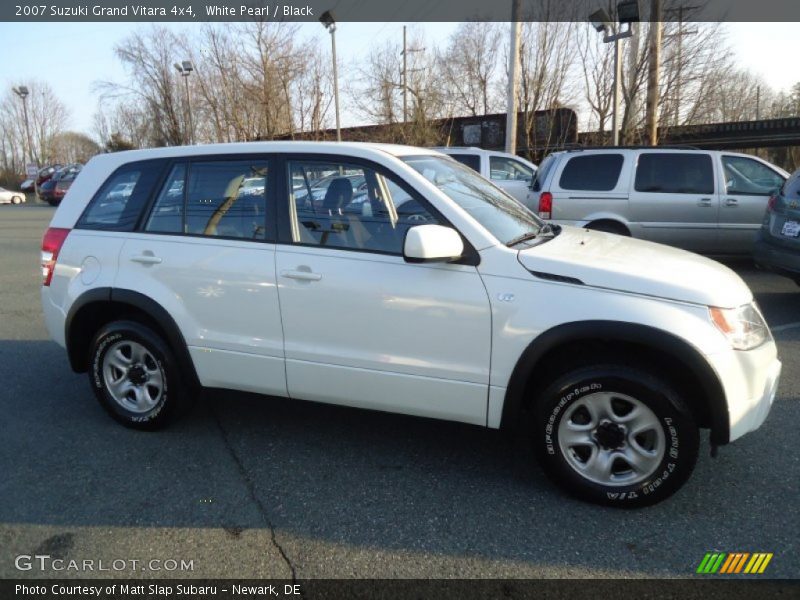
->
[612, 34, 622, 146]
[667, 5, 697, 126]
[645, 0, 662, 145]
[403, 26, 408, 123]
[505, 0, 521, 154]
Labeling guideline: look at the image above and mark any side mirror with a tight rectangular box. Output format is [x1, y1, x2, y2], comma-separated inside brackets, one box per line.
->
[403, 224, 464, 263]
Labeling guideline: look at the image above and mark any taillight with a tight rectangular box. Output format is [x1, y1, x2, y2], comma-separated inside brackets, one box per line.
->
[766, 195, 777, 212]
[538, 192, 553, 219]
[41, 227, 70, 286]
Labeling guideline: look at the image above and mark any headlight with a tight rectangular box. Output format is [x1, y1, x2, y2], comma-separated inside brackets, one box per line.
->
[709, 303, 771, 350]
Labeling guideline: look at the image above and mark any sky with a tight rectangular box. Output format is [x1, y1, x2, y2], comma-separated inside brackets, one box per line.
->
[0, 20, 795, 137]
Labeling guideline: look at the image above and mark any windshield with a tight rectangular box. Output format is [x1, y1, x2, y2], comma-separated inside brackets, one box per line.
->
[403, 155, 543, 245]
[531, 153, 557, 192]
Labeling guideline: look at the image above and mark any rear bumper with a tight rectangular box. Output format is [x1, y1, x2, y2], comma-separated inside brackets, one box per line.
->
[753, 234, 800, 278]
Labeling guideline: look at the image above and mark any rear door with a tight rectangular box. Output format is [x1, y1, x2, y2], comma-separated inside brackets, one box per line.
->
[719, 154, 786, 253]
[629, 152, 719, 252]
[114, 156, 287, 397]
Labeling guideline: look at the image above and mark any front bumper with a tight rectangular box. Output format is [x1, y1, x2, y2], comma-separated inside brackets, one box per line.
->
[706, 341, 781, 443]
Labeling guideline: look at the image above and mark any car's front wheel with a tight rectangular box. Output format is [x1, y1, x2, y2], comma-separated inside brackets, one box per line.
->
[88, 320, 190, 430]
[533, 363, 699, 507]
[12, 195, 22, 204]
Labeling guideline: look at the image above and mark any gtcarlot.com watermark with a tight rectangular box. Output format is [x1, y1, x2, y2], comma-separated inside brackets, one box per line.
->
[15, 554, 194, 573]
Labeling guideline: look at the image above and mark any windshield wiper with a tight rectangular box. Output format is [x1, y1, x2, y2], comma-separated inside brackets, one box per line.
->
[506, 231, 540, 247]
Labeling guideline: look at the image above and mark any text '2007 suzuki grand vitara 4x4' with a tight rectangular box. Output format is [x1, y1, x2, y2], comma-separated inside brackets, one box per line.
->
[41, 142, 780, 507]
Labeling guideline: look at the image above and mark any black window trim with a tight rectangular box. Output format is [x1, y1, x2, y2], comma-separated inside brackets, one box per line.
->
[136, 153, 278, 244]
[275, 153, 479, 266]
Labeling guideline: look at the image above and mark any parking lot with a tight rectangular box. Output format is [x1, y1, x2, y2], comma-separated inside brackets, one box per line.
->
[0, 204, 798, 579]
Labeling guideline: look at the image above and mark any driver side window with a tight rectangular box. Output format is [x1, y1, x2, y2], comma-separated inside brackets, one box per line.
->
[722, 156, 784, 196]
[287, 160, 441, 254]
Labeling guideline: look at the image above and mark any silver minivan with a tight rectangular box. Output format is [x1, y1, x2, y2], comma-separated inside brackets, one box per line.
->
[527, 148, 788, 254]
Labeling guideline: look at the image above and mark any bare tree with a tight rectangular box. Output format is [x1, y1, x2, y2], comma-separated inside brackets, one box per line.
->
[438, 22, 503, 116]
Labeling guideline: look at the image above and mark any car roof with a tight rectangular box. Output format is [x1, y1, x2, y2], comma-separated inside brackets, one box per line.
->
[96, 141, 439, 163]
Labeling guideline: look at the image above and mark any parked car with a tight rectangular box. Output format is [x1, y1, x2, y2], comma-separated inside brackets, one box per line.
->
[34, 165, 62, 199]
[40, 165, 82, 206]
[433, 146, 537, 204]
[753, 168, 800, 286]
[41, 142, 780, 507]
[526, 148, 788, 254]
[0, 186, 25, 205]
[20, 179, 35, 193]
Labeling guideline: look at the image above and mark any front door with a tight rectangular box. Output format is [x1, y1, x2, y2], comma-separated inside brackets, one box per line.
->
[719, 154, 786, 253]
[275, 156, 492, 425]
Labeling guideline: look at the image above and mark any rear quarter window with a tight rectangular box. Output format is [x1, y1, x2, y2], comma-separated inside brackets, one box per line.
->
[76, 160, 166, 231]
[558, 154, 624, 191]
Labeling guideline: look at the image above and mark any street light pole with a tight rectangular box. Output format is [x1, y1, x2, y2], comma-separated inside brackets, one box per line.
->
[174, 61, 194, 145]
[320, 11, 341, 142]
[589, 1, 638, 147]
[612, 35, 622, 146]
[13, 86, 33, 166]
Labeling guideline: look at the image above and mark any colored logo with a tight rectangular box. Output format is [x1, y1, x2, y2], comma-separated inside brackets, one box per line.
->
[696, 552, 773, 574]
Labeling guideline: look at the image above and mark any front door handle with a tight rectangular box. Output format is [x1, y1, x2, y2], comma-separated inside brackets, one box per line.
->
[281, 269, 322, 282]
[697, 198, 712, 207]
[130, 254, 162, 265]
[725, 198, 738, 207]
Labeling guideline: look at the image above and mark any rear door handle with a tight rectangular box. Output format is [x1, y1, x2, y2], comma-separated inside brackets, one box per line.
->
[697, 198, 712, 207]
[130, 254, 162, 265]
[281, 269, 322, 282]
[725, 198, 738, 207]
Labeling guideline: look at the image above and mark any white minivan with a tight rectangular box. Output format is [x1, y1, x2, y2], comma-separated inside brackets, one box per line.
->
[41, 142, 780, 507]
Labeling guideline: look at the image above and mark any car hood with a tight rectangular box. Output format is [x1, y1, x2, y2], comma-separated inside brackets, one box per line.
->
[516, 226, 753, 308]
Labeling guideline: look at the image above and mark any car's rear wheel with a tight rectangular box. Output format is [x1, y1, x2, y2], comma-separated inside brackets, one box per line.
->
[533, 363, 699, 507]
[88, 320, 190, 430]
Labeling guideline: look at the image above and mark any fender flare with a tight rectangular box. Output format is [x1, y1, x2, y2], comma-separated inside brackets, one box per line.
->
[501, 320, 729, 445]
[65, 287, 201, 389]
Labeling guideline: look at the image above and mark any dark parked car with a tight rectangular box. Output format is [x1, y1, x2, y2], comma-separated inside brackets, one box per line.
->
[34, 165, 63, 198]
[754, 168, 800, 286]
[39, 165, 82, 206]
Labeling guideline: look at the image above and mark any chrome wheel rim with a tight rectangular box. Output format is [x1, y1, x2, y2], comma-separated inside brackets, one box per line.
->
[102, 340, 165, 414]
[557, 392, 665, 486]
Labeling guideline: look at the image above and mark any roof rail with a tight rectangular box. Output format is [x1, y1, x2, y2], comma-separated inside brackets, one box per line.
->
[564, 145, 701, 152]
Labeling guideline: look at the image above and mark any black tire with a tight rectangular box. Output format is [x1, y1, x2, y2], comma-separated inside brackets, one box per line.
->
[586, 221, 630, 236]
[533, 363, 699, 508]
[88, 320, 190, 430]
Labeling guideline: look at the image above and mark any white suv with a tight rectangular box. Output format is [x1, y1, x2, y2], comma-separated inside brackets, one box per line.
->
[41, 142, 780, 507]
[433, 146, 537, 204]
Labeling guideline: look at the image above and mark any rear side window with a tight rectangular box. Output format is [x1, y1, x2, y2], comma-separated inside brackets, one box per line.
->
[77, 160, 165, 231]
[559, 154, 624, 191]
[635, 153, 714, 194]
[532, 153, 557, 192]
[145, 160, 269, 241]
[449, 154, 481, 172]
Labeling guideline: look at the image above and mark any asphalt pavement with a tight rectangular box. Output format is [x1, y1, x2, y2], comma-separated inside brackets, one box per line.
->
[1, 204, 798, 580]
